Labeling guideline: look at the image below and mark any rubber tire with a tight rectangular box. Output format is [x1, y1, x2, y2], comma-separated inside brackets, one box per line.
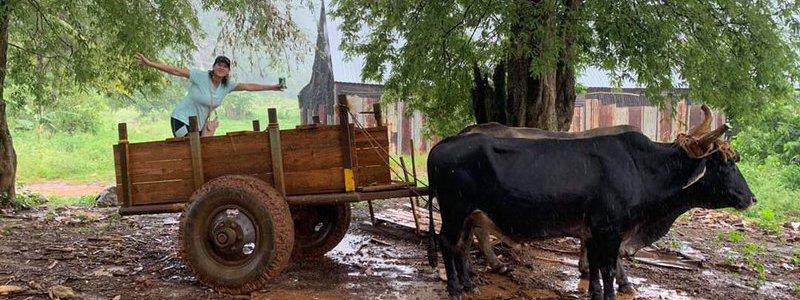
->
[290, 203, 351, 259]
[178, 175, 294, 294]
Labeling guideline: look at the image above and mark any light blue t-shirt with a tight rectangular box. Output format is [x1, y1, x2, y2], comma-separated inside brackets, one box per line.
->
[171, 69, 238, 130]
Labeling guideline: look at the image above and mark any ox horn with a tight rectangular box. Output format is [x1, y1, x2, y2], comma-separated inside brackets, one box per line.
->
[698, 123, 731, 147]
[687, 104, 713, 137]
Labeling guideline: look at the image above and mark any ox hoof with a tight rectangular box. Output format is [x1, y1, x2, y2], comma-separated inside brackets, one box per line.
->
[618, 284, 636, 295]
[448, 294, 464, 300]
[490, 265, 512, 275]
[465, 286, 481, 295]
[577, 278, 590, 293]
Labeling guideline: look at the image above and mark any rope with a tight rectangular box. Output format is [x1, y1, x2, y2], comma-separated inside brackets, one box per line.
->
[342, 105, 436, 209]
[673, 133, 737, 161]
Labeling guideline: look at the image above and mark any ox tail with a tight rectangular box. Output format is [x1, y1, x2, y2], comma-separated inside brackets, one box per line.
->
[427, 193, 438, 268]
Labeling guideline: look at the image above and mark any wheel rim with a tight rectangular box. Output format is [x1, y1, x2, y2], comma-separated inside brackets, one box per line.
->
[292, 205, 337, 249]
[205, 204, 261, 266]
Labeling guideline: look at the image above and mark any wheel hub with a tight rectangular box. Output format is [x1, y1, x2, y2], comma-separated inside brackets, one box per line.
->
[207, 207, 257, 263]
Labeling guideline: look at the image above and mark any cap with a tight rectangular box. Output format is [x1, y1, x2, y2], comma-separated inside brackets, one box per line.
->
[213, 56, 231, 67]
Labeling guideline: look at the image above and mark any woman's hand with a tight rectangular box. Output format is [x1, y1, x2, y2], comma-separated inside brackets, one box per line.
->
[134, 53, 152, 67]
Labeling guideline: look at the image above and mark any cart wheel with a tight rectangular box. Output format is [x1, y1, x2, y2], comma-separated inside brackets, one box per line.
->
[178, 175, 294, 294]
[290, 203, 351, 259]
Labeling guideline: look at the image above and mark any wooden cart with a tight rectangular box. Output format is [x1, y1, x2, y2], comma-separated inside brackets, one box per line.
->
[113, 95, 427, 294]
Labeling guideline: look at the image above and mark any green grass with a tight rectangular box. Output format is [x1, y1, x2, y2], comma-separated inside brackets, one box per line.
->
[389, 154, 428, 185]
[737, 158, 800, 223]
[47, 195, 97, 207]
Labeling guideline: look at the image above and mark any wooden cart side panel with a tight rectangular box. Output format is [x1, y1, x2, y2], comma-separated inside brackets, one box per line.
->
[354, 126, 391, 186]
[200, 132, 273, 183]
[128, 140, 192, 161]
[285, 167, 346, 195]
[117, 140, 195, 205]
[354, 126, 389, 148]
[281, 125, 348, 194]
[130, 179, 195, 205]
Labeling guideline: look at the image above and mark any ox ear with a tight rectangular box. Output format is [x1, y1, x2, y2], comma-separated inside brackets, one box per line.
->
[682, 160, 707, 189]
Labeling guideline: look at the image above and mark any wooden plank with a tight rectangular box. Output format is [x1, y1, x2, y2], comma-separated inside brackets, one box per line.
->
[374, 205, 441, 233]
[130, 179, 194, 205]
[204, 154, 272, 179]
[128, 140, 191, 162]
[283, 145, 343, 172]
[204, 173, 273, 185]
[281, 126, 342, 150]
[285, 168, 345, 195]
[128, 159, 193, 183]
[355, 148, 387, 167]
[357, 165, 391, 186]
[200, 132, 271, 157]
[354, 130, 389, 149]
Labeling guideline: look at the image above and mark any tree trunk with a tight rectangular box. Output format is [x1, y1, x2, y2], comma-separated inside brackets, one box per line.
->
[471, 63, 507, 124]
[0, 1, 17, 206]
[555, 0, 579, 131]
[471, 64, 489, 124]
[473, 0, 579, 132]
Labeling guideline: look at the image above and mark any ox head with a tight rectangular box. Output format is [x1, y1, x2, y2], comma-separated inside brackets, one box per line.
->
[677, 106, 755, 210]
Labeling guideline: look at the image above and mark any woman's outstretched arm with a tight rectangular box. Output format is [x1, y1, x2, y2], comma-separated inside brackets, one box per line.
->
[135, 53, 189, 78]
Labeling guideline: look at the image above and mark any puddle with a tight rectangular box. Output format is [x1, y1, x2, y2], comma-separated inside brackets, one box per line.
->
[561, 271, 695, 300]
[625, 276, 695, 300]
[328, 234, 417, 278]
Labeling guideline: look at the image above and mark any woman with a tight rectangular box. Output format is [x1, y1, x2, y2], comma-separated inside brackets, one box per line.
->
[134, 53, 283, 137]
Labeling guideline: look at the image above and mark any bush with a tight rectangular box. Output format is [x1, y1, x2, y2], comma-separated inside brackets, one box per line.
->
[737, 159, 800, 222]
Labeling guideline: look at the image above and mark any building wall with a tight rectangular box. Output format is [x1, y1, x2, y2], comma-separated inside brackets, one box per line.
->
[304, 85, 725, 155]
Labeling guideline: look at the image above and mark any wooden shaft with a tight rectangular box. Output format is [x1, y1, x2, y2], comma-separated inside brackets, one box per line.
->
[400, 157, 421, 235]
[312, 115, 320, 124]
[116, 123, 132, 208]
[337, 95, 355, 192]
[268, 109, 286, 196]
[118, 123, 128, 142]
[373, 103, 382, 126]
[252, 120, 261, 131]
[189, 116, 199, 133]
[189, 116, 204, 189]
[268, 108, 278, 125]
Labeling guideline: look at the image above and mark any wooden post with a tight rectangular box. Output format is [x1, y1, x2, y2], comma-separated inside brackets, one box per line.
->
[252, 120, 261, 131]
[312, 115, 320, 124]
[188, 116, 205, 189]
[400, 157, 421, 235]
[373, 103, 382, 126]
[337, 95, 355, 192]
[268, 108, 286, 196]
[410, 138, 422, 207]
[117, 123, 133, 207]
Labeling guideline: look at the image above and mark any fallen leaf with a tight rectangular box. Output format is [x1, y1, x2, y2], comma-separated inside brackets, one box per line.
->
[0, 285, 26, 295]
[48, 285, 77, 299]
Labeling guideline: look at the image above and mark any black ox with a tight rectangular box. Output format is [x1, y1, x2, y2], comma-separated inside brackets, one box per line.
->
[427, 120, 755, 300]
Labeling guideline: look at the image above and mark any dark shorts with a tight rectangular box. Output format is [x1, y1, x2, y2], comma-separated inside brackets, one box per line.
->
[171, 118, 189, 137]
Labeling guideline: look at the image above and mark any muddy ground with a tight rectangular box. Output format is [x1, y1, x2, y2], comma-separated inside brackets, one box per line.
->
[0, 200, 798, 300]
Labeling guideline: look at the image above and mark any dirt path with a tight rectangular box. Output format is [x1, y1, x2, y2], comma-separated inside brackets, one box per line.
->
[0, 202, 797, 300]
[22, 182, 110, 198]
